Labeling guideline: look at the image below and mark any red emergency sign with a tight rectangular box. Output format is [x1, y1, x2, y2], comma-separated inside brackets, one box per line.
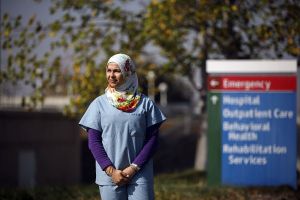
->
[207, 75, 296, 91]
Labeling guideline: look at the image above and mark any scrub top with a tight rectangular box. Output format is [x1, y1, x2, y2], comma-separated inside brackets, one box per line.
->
[79, 94, 166, 185]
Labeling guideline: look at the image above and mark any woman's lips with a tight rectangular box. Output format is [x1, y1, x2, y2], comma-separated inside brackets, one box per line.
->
[109, 79, 117, 84]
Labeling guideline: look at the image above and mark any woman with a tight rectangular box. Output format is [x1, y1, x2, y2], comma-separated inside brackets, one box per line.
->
[79, 53, 166, 200]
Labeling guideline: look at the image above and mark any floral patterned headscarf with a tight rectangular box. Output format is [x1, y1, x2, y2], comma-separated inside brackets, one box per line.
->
[105, 53, 141, 112]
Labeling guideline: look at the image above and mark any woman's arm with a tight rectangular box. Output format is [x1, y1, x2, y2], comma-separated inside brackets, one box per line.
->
[88, 128, 129, 186]
[132, 123, 160, 167]
[122, 123, 161, 178]
[87, 128, 113, 170]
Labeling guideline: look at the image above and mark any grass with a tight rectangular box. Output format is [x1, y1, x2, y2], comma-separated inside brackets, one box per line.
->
[154, 170, 300, 200]
[1, 170, 299, 200]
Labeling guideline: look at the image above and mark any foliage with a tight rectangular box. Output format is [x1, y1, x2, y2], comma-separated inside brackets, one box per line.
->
[1, 0, 299, 116]
[1, 0, 150, 117]
[0, 170, 299, 200]
[144, 0, 300, 83]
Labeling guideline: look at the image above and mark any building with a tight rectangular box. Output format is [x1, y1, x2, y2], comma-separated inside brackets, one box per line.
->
[0, 96, 81, 188]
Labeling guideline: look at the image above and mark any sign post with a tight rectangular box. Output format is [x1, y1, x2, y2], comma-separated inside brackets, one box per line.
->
[206, 60, 297, 188]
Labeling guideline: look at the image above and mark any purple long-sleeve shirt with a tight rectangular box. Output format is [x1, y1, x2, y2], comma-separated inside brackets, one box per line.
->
[87, 124, 160, 170]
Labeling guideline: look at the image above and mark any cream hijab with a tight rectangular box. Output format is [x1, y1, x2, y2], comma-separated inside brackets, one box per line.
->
[105, 53, 141, 112]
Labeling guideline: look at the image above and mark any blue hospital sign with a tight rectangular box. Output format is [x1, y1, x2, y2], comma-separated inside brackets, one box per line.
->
[207, 60, 297, 188]
[222, 92, 296, 186]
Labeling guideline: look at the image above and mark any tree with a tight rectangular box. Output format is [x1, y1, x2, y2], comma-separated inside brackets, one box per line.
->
[1, 0, 151, 117]
[144, 0, 300, 99]
[1, 0, 299, 116]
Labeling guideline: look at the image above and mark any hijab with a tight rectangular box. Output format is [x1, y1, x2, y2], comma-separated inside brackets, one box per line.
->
[105, 53, 141, 112]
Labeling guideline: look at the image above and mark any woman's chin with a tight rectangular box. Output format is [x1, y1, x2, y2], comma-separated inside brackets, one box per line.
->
[108, 83, 117, 88]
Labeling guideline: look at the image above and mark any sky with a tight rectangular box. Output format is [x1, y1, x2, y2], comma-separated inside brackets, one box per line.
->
[0, 0, 147, 20]
[0, 0, 299, 113]
[1, 0, 53, 23]
[0, 0, 151, 96]
[1, 0, 54, 96]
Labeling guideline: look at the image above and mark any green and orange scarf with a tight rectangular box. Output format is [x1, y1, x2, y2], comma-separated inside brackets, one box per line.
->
[105, 53, 141, 112]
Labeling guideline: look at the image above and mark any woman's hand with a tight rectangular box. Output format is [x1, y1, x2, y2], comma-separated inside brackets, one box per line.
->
[105, 166, 129, 186]
[122, 165, 137, 179]
[111, 169, 129, 186]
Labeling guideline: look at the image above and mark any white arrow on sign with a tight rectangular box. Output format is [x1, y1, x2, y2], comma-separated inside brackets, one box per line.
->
[210, 79, 219, 87]
[211, 95, 218, 105]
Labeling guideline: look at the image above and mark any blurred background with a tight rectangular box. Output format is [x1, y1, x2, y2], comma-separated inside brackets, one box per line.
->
[0, 0, 300, 199]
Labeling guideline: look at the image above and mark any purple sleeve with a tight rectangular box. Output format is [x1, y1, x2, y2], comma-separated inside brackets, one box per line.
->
[133, 124, 161, 168]
[88, 128, 113, 170]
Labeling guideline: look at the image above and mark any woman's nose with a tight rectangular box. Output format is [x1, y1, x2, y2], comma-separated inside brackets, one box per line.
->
[109, 71, 115, 77]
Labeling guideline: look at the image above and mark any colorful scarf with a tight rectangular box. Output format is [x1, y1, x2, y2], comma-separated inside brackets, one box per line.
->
[105, 53, 141, 112]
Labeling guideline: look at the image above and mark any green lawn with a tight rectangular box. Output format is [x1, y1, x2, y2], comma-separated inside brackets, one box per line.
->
[1, 170, 299, 200]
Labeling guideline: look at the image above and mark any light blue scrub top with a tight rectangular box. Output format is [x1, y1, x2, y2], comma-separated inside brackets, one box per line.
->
[79, 94, 166, 185]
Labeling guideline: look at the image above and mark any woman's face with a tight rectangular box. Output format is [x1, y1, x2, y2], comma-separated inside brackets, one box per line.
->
[106, 62, 125, 88]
